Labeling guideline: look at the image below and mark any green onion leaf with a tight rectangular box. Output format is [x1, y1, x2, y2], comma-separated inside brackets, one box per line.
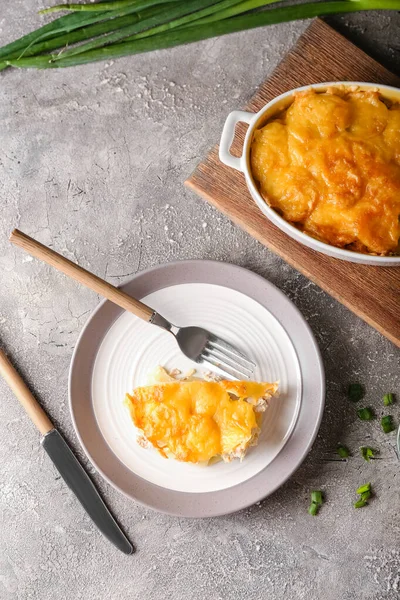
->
[0, 0, 174, 62]
[128, 0, 278, 40]
[357, 407, 375, 421]
[337, 444, 350, 458]
[381, 415, 395, 434]
[348, 383, 364, 402]
[354, 498, 368, 508]
[0, 11, 104, 61]
[356, 483, 371, 495]
[311, 490, 324, 505]
[308, 502, 319, 516]
[383, 393, 395, 406]
[49, 0, 237, 62]
[40, 1, 138, 14]
[360, 447, 376, 462]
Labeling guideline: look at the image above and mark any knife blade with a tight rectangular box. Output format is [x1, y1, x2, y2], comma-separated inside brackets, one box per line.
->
[42, 429, 133, 555]
[0, 348, 133, 555]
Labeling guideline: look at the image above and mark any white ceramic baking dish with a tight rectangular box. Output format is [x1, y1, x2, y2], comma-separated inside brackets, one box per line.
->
[219, 82, 400, 266]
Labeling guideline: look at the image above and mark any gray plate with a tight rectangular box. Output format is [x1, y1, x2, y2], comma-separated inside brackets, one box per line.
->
[69, 260, 325, 517]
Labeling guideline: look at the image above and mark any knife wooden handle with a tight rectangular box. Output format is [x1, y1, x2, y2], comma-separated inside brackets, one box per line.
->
[10, 229, 154, 322]
[0, 349, 54, 435]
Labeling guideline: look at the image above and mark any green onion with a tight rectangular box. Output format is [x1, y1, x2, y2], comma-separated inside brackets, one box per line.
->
[357, 407, 375, 421]
[124, 0, 253, 42]
[356, 483, 371, 495]
[7, 3, 182, 64]
[354, 482, 373, 508]
[0, 11, 103, 60]
[381, 415, 395, 434]
[308, 490, 324, 515]
[311, 490, 324, 505]
[51, 1, 400, 70]
[360, 447, 376, 462]
[15, 4, 183, 63]
[337, 444, 350, 459]
[348, 383, 364, 402]
[0, 0, 175, 62]
[383, 393, 395, 406]
[183, 0, 276, 26]
[3, 1, 400, 70]
[40, 0, 138, 14]
[1, 0, 225, 64]
[3, 13, 142, 62]
[50, 0, 244, 61]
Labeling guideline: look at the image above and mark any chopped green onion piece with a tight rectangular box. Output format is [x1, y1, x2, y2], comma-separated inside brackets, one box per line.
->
[357, 407, 375, 421]
[361, 490, 371, 502]
[383, 393, 395, 406]
[354, 482, 373, 508]
[311, 490, 324, 505]
[356, 483, 371, 495]
[381, 415, 395, 434]
[337, 444, 350, 458]
[308, 491, 324, 515]
[348, 383, 364, 402]
[360, 447, 375, 462]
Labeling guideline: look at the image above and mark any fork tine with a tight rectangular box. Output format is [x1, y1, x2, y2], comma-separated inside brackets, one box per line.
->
[207, 334, 256, 367]
[201, 355, 251, 381]
[204, 344, 254, 375]
[205, 341, 255, 371]
[201, 349, 253, 380]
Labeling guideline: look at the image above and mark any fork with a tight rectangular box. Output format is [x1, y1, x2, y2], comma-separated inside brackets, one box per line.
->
[10, 230, 255, 380]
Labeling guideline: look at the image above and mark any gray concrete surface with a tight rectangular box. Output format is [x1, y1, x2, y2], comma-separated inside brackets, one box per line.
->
[1, 3, 400, 599]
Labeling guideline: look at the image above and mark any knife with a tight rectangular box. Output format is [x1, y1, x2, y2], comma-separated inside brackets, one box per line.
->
[0, 348, 133, 555]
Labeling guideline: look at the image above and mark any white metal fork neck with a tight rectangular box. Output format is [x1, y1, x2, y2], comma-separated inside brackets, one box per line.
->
[150, 312, 179, 336]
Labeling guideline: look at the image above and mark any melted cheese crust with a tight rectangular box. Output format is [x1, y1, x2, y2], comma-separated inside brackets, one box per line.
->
[251, 88, 400, 255]
[125, 380, 278, 463]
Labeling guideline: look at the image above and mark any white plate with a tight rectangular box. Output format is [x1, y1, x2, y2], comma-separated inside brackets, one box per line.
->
[69, 261, 325, 517]
[92, 283, 301, 493]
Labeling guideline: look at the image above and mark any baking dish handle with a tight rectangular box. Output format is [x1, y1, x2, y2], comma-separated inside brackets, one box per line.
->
[219, 110, 253, 172]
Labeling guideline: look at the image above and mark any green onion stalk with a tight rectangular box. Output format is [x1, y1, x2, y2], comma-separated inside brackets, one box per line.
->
[0, 0, 177, 62]
[0, 0, 399, 71]
[48, 0, 246, 61]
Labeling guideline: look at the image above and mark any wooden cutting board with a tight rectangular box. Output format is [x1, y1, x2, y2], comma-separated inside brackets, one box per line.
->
[185, 18, 400, 348]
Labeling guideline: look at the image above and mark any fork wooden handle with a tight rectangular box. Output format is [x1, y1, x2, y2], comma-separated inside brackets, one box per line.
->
[0, 349, 54, 435]
[10, 229, 154, 322]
